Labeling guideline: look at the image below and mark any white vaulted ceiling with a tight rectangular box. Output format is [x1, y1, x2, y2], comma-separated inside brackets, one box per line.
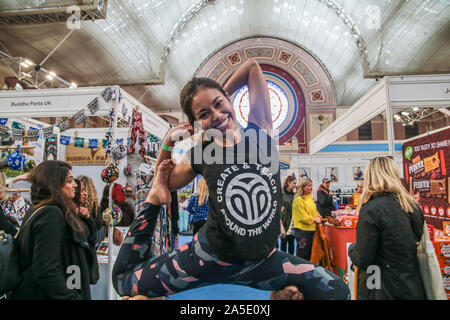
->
[0, 0, 449, 113]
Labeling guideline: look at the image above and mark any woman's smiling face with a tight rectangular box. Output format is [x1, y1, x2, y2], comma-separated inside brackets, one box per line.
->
[61, 170, 76, 199]
[190, 87, 237, 133]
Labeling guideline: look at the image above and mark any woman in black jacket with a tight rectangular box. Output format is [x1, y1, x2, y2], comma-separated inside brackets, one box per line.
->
[12, 160, 98, 300]
[348, 156, 426, 300]
[316, 178, 335, 219]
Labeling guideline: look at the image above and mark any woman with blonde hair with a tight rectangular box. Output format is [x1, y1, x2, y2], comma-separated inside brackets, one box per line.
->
[291, 177, 324, 260]
[348, 156, 426, 300]
[187, 177, 209, 235]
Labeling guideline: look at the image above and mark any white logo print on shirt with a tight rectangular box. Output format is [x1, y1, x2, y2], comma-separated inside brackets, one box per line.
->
[216, 163, 278, 237]
[226, 173, 271, 225]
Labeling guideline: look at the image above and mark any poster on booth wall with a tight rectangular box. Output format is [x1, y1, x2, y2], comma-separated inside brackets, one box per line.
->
[402, 127, 450, 232]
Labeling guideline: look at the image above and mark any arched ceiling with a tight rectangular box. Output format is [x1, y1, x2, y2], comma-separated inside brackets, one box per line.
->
[0, 0, 449, 114]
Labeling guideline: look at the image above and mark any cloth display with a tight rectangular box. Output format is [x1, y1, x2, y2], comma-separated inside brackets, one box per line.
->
[310, 224, 333, 272]
[112, 183, 126, 204]
[134, 171, 176, 256]
[44, 134, 58, 161]
[128, 109, 146, 158]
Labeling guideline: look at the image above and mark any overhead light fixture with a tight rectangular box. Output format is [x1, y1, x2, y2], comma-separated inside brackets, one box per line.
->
[70, 82, 77, 88]
[394, 107, 442, 127]
[46, 71, 56, 80]
[20, 59, 33, 68]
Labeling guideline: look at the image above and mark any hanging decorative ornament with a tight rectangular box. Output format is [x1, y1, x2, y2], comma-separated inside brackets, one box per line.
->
[101, 163, 120, 183]
[102, 203, 122, 226]
[87, 97, 99, 114]
[123, 164, 132, 176]
[74, 109, 86, 125]
[8, 147, 26, 171]
[0, 150, 10, 168]
[124, 183, 133, 197]
[111, 141, 127, 160]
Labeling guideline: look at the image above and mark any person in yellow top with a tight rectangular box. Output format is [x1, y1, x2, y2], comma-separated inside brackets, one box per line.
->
[350, 180, 364, 209]
[292, 177, 325, 260]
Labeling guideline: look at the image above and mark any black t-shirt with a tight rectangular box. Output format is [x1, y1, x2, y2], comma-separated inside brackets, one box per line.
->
[187, 122, 281, 262]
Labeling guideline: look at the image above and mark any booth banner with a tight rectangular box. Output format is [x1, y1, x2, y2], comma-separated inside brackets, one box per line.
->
[403, 127, 450, 230]
[0, 118, 7, 125]
[65, 143, 107, 165]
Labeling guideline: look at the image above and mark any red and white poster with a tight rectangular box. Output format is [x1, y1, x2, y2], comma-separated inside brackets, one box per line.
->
[403, 127, 450, 232]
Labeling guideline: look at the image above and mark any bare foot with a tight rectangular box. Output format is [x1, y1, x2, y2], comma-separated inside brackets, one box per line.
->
[270, 286, 304, 300]
[146, 159, 173, 205]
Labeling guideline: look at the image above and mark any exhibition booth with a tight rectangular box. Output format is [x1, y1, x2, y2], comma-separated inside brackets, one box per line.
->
[0, 86, 171, 300]
[306, 74, 450, 299]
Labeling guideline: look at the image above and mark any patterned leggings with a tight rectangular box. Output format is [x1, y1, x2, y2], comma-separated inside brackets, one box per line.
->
[112, 203, 350, 300]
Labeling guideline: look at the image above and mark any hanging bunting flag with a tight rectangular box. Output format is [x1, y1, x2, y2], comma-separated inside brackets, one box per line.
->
[102, 139, 110, 149]
[87, 97, 99, 114]
[102, 87, 114, 103]
[59, 135, 71, 145]
[0, 118, 8, 125]
[42, 125, 54, 139]
[88, 139, 98, 148]
[0, 125, 10, 138]
[26, 129, 39, 142]
[11, 128, 23, 141]
[11, 121, 24, 130]
[74, 109, 86, 125]
[74, 137, 85, 148]
[58, 119, 71, 132]
[116, 138, 124, 144]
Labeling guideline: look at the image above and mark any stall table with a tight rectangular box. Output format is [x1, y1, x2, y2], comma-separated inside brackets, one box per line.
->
[325, 223, 357, 278]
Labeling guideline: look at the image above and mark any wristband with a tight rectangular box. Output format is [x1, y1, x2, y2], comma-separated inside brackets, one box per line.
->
[162, 143, 173, 152]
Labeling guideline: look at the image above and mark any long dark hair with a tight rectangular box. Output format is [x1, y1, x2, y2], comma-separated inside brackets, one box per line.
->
[73, 179, 82, 207]
[180, 77, 228, 125]
[283, 175, 297, 191]
[29, 160, 84, 234]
